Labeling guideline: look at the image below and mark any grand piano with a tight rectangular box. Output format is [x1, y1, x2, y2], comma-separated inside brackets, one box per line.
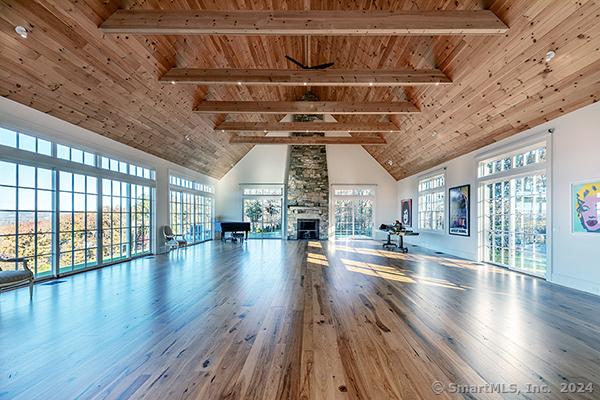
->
[217, 221, 251, 240]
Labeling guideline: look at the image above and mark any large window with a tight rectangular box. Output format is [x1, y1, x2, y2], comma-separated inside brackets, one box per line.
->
[59, 171, 98, 273]
[102, 179, 130, 263]
[418, 173, 445, 231]
[131, 184, 152, 255]
[0, 161, 55, 278]
[169, 176, 214, 244]
[241, 185, 283, 239]
[332, 185, 375, 239]
[0, 126, 155, 279]
[478, 143, 548, 276]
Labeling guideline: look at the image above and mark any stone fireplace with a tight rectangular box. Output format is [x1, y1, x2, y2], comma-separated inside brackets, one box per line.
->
[286, 92, 329, 240]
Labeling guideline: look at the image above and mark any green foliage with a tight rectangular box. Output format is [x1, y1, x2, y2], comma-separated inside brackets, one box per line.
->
[244, 200, 263, 223]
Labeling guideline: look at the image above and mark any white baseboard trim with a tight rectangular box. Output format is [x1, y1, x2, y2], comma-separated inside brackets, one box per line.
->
[404, 239, 477, 261]
[550, 273, 600, 296]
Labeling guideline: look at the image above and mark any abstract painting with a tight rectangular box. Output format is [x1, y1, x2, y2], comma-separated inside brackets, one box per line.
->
[449, 185, 470, 236]
[572, 181, 600, 233]
[400, 199, 412, 227]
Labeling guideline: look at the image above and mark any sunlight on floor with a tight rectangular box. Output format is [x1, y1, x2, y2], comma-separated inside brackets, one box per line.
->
[308, 241, 322, 249]
[331, 244, 410, 260]
[339, 255, 471, 290]
[341, 258, 415, 283]
[307, 252, 329, 267]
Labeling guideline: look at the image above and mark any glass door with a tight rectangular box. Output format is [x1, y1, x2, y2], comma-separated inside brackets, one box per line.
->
[243, 197, 282, 238]
[0, 161, 56, 279]
[334, 198, 374, 239]
[481, 174, 547, 276]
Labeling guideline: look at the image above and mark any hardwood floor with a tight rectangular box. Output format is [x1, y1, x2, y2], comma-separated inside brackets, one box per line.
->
[1, 240, 599, 400]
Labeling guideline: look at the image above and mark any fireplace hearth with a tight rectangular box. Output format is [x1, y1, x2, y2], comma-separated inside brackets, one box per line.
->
[297, 219, 319, 240]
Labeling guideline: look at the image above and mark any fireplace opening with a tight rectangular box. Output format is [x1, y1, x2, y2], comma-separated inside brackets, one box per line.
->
[297, 219, 320, 240]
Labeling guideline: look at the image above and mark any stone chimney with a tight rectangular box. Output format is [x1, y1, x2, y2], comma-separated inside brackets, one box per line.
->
[285, 92, 329, 240]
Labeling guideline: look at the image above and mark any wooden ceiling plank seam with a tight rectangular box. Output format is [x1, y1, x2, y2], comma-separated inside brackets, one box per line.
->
[383, 1, 600, 151]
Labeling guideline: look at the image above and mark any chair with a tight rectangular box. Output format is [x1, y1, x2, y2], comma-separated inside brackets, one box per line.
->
[163, 226, 187, 250]
[0, 257, 34, 299]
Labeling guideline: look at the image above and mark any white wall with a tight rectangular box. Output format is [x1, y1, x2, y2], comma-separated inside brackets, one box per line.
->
[327, 145, 398, 239]
[216, 143, 398, 239]
[216, 145, 288, 220]
[397, 101, 600, 296]
[0, 97, 217, 254]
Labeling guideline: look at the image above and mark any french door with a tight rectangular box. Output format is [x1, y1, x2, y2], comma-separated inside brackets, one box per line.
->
[243, 197, 283, 239]
[480, 173, 547, 276]
[333, 198, 374, 239]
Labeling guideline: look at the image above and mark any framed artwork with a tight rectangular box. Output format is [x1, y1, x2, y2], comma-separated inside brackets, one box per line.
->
[572, 180, 600, 233]
[449, 184, 470, 236]
[400, 199, 412, 227]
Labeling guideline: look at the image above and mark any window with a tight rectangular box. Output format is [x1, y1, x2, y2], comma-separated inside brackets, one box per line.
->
[0, 125, 156, 180]
[131, 184, 152, 255]
[0, 127, 52, 157]
[102, 179, 130, 263]
[0, 126, 156, 279]
[242, 187, 283, 196]
[418, 173, 445, 231]
[169, 175, 214, 244]
[0, 161, 55, 278]
[241, 185, 283, 239]
[478, 146, 546, 178]
[332, 185, 375, 239]
[58, 172, 98, 273]
[333, 187, 375, 196]
[478, 144, 548, 276]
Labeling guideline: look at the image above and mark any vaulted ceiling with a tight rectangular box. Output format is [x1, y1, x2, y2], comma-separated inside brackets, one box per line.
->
[1, 0, 599, 180]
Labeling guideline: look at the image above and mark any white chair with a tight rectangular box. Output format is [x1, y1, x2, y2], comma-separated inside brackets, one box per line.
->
[163, 226, 187, 250]
[0, 257, 34, 299]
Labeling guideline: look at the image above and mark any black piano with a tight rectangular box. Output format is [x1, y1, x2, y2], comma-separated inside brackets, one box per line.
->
[218, 221, 251, 240]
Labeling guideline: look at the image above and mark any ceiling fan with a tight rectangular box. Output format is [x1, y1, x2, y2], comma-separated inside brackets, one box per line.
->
[285, 55, 334, 70]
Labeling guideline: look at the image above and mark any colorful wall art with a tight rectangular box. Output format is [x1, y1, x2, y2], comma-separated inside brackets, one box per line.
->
[400, 199, 412, 227]
[572, 181, 600, 233]
[449, 185, 470, 236]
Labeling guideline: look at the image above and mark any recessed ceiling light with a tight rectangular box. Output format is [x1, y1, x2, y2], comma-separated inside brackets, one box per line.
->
[170, 80, 176, 85]
[221, 129, 225, 133]
[387, 160, 393, 166]
[545, 50, 556, 63]
[237, 82, 242, 85]
[15, 26, 28, 39]
[263, 129, 268, 133]
[368, 82, 373, 87]
[303, 82, 307, 86]
[184, 135, 191, 141]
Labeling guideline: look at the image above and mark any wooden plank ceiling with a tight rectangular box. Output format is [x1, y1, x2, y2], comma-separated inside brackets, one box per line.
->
[0, 1, 599, 180]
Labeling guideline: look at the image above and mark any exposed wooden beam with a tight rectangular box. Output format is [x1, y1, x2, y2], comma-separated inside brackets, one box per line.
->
[229, 134, 387, 145]
[161, 68, 451, 86]
[195, 101, 419, 115]
[216, 121, 400, 133]
[100, 10, 508, 36]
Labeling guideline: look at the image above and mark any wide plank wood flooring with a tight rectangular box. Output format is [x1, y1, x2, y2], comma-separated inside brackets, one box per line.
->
[1, 240, 599, 400]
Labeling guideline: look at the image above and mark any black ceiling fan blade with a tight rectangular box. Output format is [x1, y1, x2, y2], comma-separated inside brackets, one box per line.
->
[308, 62, 335, 70]
[285, 55, 308, 69]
